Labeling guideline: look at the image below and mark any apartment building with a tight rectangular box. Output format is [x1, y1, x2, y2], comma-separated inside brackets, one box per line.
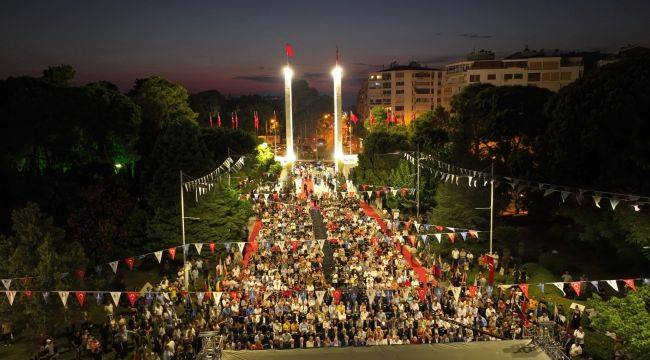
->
[442, 49, 584, 110]
[365, 63, 445, 124]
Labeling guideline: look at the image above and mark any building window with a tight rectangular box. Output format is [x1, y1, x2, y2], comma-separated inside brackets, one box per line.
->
[395, 106, 404, 111]
[437, 98, 441, 103]
[383, 74, 391, 80]
[560, 72, 572, 81]
[529, 62, 542, 70]
[414, 72, 431, 78]
[396, 72, 404, 78]
[396, 81, 404, 86]
[542, 72, 560, 81]
[469, 74, 480, 82]
[504, 74, 514, 80]
[382, 82, 391, 88]
[487, 74, 496, 80]
[514, 73, 523, 79]
[414, 88, 430, 94]
[382, 99, 391, 104]
[415, 98, 429, 103]
[396, 89, 404, 94]
[543, 61, 560, 70]
[528, 73, 540, 82]
[382, 90, 391, 95]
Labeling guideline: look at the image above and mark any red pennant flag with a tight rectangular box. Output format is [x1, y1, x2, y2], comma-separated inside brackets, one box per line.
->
[570, 282, 582, 297]
[75, 291, 86, 307]
[361, 184, 367, 191]
[484, 255, 495, 286]
[254, 111, 259, 130]
[74, 268, 85, 281]
[168, 247, 176, 260]
[350, 111, 359, 124]
[375, 190, 381, 198]
[401, 187, 409, 197]
[469, 230, 479, 238]
[231, 113, 235, 128]
[217, 113, 222, 127]
[623, 279, 636, 292]
[209, 243, 216, 253]
[20, 277, 29, 286]
[369, 113, 376, 126]
[285, 43, 295, 58]
[180, 290, 188, 298]
[519, 284, 529, 298]
[467, 285, 478, 297]
[435, 225, 444, 232]
[204, 291, 212, 300]
[235, 112, 239, 128]
[333, 290, 342, 304]
[448, 233, 456, 244]
[127, 292, 138, 307]
[124, 257, 135, 271]
[291, 240, 299, 251]
[417, 288, 427, 302]
[208, 113, 213, 128]
[24, 290, 33, 298]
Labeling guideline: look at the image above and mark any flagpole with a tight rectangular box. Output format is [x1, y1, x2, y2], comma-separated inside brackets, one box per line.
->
[489, 162, 494, 255]
[180, 170, 189, 291]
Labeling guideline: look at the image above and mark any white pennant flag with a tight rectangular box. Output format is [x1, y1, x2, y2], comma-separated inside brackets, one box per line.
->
[6, 290, 16, 306]
[237, 242, 246, 253]
[253, 193, 259, 200]
[277, 241, 285, 250]
[196, 292, 205, 303]
[551, 282, 565, 296]
[109, 261, 119, 274]
[58, 291, 70, 307]
[263, 193, 270, 200]
[391, 189, 398, 196]
[316, 290, 326, 305]
[317, 240, 325, 250]
[154, 251, 163, 263]
[434, 234, 442, 243]
[366, 191, 372, 198]
[263, 291, 272, 301]
[609, 198, 620, 210]
[397, 235, 404, 244]
[414, 222, 420, 232]
[194, 243, 203, 254]
[110, 292, 121, 307]
[606, 280, 619, 292]
[593, 195, 602, 208]
[213, 291, 223, 305]
[561, 191, 571, 202]
[451, 286, 461, 301]
[2, 279, 11, 290]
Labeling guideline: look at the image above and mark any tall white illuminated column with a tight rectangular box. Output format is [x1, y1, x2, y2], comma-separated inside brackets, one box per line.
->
[283, 66, 295, 161]
[332, 65, 343, 165]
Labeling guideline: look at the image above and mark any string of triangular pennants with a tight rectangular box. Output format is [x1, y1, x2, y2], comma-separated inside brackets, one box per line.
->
[0, 241, 250, 290]
[182, 156, 246, 195]
[404, 153, 650, 211]
[1, 278, 646, 307]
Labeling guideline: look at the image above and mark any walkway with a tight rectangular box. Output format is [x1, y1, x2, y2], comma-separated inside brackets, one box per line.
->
[359, 201, 429, 286]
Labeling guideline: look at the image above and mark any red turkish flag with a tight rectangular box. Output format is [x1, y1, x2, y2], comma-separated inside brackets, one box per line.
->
[484, 255, 495, 286]
[75, 291, 86, 307]
[369, 114, 376, 125]
[208, 113, 213, 128]
[623, 279, 636, 292]
[570, 282, 582, 297]
[24, 290, 33, 298]
[350, 111, 359, 124]
[124, 257, 135, 271]
[254, 111, 259, 130]
[217, 113, 222, 127]
[209, 243, 216, 253]
[333, 290, 342, 304]
[285, 43, 295, 58]
[127, 292, 139, 307]
[467, 285, 478, 297]
[168, 247, 176, 260]
[519, 284, 529, 298]
[230, 291, 238, 299]
[401, 188, 409, 197]
[417, 288, 427, 302]
[435, 225, 444, 232]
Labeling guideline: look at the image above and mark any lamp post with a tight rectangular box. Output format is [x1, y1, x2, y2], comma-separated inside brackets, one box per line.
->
[331, 65, 343, 170]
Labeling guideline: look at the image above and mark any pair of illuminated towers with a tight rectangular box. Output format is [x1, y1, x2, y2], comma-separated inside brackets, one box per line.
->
[281, 59, 344, 167]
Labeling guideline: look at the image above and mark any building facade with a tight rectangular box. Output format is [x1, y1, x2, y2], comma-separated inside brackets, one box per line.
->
[442, 49, 584, 110]
[365, 64, 444, 124]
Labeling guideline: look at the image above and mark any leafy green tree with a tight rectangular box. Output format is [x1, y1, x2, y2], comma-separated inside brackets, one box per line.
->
[189, 90, 226, 127]
[587, 286, 650, 359]
[410, 108, 449, 155]
[0, 203, 87, 333]
[130, 76, 198, 159]
[200, 127, 257, 164]
[428, 183, 490, 229]
[42, 64, 75, 86]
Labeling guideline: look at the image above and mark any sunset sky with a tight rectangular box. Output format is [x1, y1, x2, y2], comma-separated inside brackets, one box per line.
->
[2, 0, 649, 105]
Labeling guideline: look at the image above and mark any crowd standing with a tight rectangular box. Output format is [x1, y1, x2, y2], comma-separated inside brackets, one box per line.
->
[23, 163, 588, 359]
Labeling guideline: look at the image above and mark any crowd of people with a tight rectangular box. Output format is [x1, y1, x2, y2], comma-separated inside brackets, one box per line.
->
[24, 163, 589, 359]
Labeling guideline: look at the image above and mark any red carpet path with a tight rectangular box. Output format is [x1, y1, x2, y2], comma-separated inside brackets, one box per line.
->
[359, 201, 429, 286]
[243, 220, 262, 268]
